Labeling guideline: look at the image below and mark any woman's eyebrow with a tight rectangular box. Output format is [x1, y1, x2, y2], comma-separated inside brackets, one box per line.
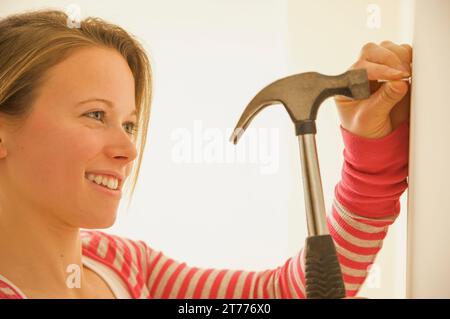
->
[76, 98, 137, 116]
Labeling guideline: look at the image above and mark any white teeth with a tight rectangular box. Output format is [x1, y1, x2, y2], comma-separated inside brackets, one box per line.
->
[86, 173, 119, 190]
[107, 178, 115, 189]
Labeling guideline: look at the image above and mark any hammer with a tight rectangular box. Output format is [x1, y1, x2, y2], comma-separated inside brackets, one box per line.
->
[229, 69, 371, 299]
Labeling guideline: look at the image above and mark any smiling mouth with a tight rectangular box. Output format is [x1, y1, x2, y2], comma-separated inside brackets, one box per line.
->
[85, 177, 123, 199]
[84, 173, 122, 192]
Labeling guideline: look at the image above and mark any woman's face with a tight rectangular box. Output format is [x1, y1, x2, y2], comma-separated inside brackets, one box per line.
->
[0, 47, 138, 229]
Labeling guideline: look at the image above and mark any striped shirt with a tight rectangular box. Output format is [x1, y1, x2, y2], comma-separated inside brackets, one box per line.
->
[0, 121, 410, 299]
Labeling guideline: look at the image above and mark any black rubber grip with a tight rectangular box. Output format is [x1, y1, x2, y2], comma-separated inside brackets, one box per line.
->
[304, 235, 346, 299]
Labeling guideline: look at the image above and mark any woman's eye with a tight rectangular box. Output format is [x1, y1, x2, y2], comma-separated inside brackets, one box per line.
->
[123, 122, 138, 136]
[85, 111, 137, 136]
[85, 110, 104, 122]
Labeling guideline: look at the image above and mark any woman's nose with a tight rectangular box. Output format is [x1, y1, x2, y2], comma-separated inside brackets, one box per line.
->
[105, 126, 138, 163]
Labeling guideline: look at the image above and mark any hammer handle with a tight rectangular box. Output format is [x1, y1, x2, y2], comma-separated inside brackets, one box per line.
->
[304, 235, 346, 299]
[298, 134, 346, 298]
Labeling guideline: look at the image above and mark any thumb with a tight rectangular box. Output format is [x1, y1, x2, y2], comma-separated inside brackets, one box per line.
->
[371, 80, 408, 113]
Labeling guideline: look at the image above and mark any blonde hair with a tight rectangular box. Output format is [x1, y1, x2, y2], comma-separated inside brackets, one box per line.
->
[0, 9, 152, 208]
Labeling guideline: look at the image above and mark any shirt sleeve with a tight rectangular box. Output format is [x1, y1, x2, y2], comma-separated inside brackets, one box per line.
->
[328, 120, 409, 296]
[142, 121, 410, 299]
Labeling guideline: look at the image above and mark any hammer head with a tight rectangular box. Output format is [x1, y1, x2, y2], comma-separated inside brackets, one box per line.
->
[230, 69, 370, 144]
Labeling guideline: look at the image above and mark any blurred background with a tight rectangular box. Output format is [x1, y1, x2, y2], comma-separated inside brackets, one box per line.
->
[1, 0, 428, 298]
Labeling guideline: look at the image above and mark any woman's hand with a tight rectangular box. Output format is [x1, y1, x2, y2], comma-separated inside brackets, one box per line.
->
[334, 41, 412, 139]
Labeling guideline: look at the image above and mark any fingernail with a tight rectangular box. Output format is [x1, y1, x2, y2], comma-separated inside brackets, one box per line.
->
[387, 68, 409, 76]
[389, 69, 402, 75]
[401, 63, 411, 72]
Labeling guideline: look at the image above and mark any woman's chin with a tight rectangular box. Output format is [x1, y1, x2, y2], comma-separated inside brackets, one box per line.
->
[79, 211, 118, 229]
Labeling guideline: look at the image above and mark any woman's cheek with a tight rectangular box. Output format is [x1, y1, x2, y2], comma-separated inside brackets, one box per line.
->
[66, 126, 105, 159]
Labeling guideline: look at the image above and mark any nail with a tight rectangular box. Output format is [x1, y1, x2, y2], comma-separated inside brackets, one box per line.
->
[377, 77, 411, 84]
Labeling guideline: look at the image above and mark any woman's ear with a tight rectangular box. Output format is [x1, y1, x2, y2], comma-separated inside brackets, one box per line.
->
[0, 137, 7, 159]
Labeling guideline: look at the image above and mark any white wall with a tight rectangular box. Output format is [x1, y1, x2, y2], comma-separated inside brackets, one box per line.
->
[407, 0, 450, 298]
[1, 0, 420, 298]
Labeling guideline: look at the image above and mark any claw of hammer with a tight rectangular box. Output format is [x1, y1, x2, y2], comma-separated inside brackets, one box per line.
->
[229, 69, 370, 144]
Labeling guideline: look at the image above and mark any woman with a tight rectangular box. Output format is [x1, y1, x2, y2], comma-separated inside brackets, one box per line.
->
[0, 10, 411, 299]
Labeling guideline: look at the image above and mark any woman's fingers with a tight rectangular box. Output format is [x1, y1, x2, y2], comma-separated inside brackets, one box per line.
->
[335, 41, 412, 103]
[359, 42, 407, 71]
[400, 43, 413, 60]
[335, 60, 399, 103]
[379, 40, 412, 72]
[351, 59, 410, 81]
[380, 41, 412, 62]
